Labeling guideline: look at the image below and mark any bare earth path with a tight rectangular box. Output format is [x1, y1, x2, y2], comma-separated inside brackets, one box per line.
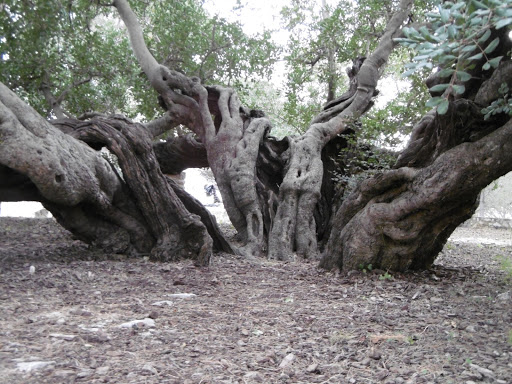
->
[0, 218, 511, 383]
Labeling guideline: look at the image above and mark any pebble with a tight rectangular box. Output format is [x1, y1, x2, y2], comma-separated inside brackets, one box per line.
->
[54, 369, 75, 378]
[376, 370, 389, 380]
[83, 330, 111, 343]
[469, 363, 494, 378]
[279, 353, 295, 368]
[119, 318, 155, 328]
[166, 293, 196, 299]
[151, 300, 174, 306]
[244, 371, 264, 382]
[369, 348, 382, 360]
[496, 291, 510, 301]
[16, 361, 55, 372]
[49, 333, 76, 341]
[96, 366, 110, 375]
[142, 363, 158, 375]
[76, 368, 94, 378]
[306, 363, 319, 373]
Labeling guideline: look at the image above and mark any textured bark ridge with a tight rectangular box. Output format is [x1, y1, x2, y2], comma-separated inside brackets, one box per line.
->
[321, 110, 512, 271]
[70, 116, 213, 263]
[319, 27, 512, 272]
[113, 0, 277, 257]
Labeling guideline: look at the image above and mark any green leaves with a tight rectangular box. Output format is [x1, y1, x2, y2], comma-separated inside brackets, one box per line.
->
[481, 82, 512, 120]
[437, 99, 450, 114]
[425, 97, 446, 108]
[0, 0, 280, 121]
[455, 71, 472, 81]
[495, 17, 512, 28]
[484, 37, 500, 53]
[429, 84, 450, 93]
[396, 0, 511, 116]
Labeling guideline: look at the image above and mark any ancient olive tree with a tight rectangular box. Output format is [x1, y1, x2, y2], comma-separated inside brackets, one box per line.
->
[1, 0, 511, 271]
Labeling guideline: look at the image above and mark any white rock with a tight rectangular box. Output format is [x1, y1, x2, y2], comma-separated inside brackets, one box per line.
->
[54, 369, 75, 378]
[76, 369, 94, 378]
[166, 293, 197, 299]
[244, 371, 264, 382]
[96, 366, 110, 375]
[56, 318, 66, 325]
[119, 318, 155, 328]
[16, 361, 55, 372]
[49, 333, 76, 341]
[29, 265, 35, 275]
[151, 300, 174, 306]
[497, 291, 510, 301]
[142, 363, 158, 375]
[279, 353, 295, 368]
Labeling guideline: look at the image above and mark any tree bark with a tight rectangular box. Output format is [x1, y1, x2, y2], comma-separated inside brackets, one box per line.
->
[321, 107, 512, 271]
[268, 0, 413, 260]
[113, 0, 275, 257]
[0, 82, 236, 263]
[3, 0, 511, 275]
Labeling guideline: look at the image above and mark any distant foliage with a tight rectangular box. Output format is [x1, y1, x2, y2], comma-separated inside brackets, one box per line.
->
[0, 0, 279, 121]
[396, 0, 512, 115]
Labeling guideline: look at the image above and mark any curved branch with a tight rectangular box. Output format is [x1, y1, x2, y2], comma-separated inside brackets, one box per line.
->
[319, 0, 414, 140]
[113, 0, 160, 83]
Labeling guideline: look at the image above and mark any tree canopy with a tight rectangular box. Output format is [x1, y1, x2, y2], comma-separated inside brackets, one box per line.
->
[0, 0, 279, 120]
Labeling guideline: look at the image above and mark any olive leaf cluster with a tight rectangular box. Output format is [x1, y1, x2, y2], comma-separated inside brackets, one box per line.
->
[395, 0, 512, 114]
[482, 81, 512, 118]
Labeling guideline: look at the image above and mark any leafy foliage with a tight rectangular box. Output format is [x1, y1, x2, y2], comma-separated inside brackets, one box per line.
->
[0, 0, 134, 118]
[129, 0, 279, 120]
[280, 0, 434, 150]
[0, 0, 279, 121]
[482, 81, 512, 119]
[396, 0, 512, 114]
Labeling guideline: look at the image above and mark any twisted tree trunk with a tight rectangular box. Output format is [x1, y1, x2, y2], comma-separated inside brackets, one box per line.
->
[321, 106, 512, 271]
[268, 0, 413, 260]
[2, 0, 511, 274]
[320, 29, 512, 271]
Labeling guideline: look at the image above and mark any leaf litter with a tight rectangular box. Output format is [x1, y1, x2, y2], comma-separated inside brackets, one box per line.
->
[0, 217, 511, 383]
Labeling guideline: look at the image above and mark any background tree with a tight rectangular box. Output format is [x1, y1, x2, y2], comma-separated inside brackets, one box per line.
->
[0, 0, 278, 121]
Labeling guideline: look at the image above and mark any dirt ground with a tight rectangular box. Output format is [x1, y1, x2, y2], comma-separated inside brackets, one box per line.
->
[0, 217, 511, 384]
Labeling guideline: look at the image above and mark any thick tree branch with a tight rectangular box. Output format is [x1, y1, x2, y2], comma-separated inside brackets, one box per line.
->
[113, 0, 160, 84]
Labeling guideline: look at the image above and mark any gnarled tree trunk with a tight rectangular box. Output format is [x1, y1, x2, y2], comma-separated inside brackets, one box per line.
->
[0, 82, 233, 263]
[2, 0, 511, 274]
[320, 28, 512, 271]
